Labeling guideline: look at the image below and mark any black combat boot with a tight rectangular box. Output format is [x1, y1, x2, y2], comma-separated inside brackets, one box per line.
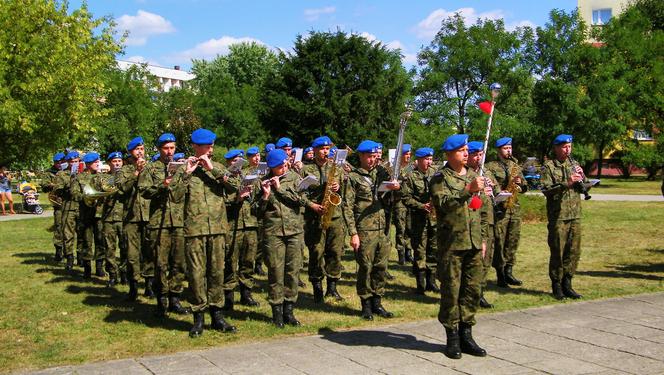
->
[404, 249, 413, 263]
[144, 277, 155, 298]
[54, 245, 63, 262]
[95, 259, 106, 277]
[459, 322, 487, 357]
[551, 280, 565, 300]
[119, 271, 127, 285]
[83, 260, 92, 279]
[397, 250, 406, 265]
[76, 253, 82, 266]
[415, 269, 426, 295]
[325, 279, 343, 301]
[425, 269, 440, 293]
[360, 298, 373, 321]
[562, 275, 582, 299]
[65, 255, 74, 272]
[107, 273, 117, 288]
[222, 290, 234, 311]
[479, 289, 493, 308]
[312, 280, 324, 303]
[189, 311, 204, 338]
[495, 267, 510, 288]
[444, 327, 462, 359]
[127, 279, 138, 301]
[210, 306, 237, 332]
[271, 304, 284, 328]
[155, 295, 168, 318]
[239, 284, 260, 306]
[168, 292, 191, 314]
[370, 296, 394, 318]
[504, 265, 522, 286]
[283, 301, 301, 326]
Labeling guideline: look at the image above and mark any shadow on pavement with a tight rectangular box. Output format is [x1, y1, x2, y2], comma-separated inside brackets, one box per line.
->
[318, 327, 443, 353]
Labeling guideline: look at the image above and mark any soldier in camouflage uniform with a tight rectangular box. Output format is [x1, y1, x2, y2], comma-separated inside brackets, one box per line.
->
[393, 145, 413, 265]
[80, 153, 108, 278]
[344, 140, 400, 321]
[138, 133, 189, 317]
[430, 134, 488, 359]
[115, 137, 154, 301]
[248, 147, 267, 277]
[402, 147, 439, 295]
[256, 148, 306, 328]
[53, 151, 81, 272]
[42, 152, 65, 261]
[97, 152, 126, 287]
[467, 141, 497, 308]
[301, 136, 345, 303]
[180, 128, 237, 337]
[541, 134, 588, 300]
[485, 137, 528, 288]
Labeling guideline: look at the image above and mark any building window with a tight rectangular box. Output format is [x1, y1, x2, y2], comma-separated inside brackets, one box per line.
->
[592, 8, 612, 25]
[633, 130, 653, 141]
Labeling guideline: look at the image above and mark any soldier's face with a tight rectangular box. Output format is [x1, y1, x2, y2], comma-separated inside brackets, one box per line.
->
[271, 163, 288, 176]
[192, 144, 213, 157]
[226, 156, 240, 166]
[498, 145, 512, 158]
[402, 152, 411, 164]
[416, 156, 432, 171]
[305, 151, 314, 160]
[315, 146, 330, 161]
[248, 153, 260, 165]
[359, 152, 378, 170]
[131, 145, 145, 160]
[69, 157, 80, 167]
[554, 143, 572, 161]
[87, 160, 100, 173]
[110, 158, 123, 170]
[446, 146, 468, 167]
[467, 151, 482, 168]
[159, 142, 176, 161]
[282, 146, 292, 156]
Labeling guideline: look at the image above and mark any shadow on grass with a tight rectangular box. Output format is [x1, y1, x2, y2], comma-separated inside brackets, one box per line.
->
[486, 281, 549, 297]
[13, 251, 54, 265]
[318, 327, 443, 353]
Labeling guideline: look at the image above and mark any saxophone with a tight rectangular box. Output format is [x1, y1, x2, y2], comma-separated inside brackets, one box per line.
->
[504, 160, 522, 209]
[320, 158, 342, 230]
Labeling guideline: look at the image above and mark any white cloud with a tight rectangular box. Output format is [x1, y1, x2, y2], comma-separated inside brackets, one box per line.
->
[506, 19, 536, 31]
[358, 32, 377, 42]
[117, 10, 175, 46]
[125, 55, 162, 66]
[304, 6, 336, 21]
[414, 7, 508, 39]
[171, 36, 266, 63]
[355, 32, 416, 65]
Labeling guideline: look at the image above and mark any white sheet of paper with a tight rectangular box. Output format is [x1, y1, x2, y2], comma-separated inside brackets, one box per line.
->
[334, 149, 348, 164]
[378, 181, 398, 192]
[583, 179, 600, 189]
[494, 192, 512, 203]
[298, 175, 319, 191]
[242, 174, 259, 186]
[167, 161, 185, 176]
[229, 158, 247, 172]
[388, 149, 397, 167]
[294, 148, 303, 163]
[257, 162, 269, 175]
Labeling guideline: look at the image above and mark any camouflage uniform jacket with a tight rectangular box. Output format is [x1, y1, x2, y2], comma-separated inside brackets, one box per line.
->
[53, 170, 78, 212]
[540, 158, 586, 221]
[478, 168, 497, 226]
[402, 167, 436, 214]
[430, 165, 488, 251]
[256, 170, 306, 237]
[226, 166, 259, 229]
[138, 160, 186, 229]
[344, 166, 394, 236]
[96, 171, 126, 223]
[115, 163, 150, 223]
[485, 157, 528, 209]
[40, 167, 59, 193]
[301, 160, 344, 222]
[179, 161, 232, 237]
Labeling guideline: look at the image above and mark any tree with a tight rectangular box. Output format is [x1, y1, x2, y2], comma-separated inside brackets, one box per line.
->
[265, 31, 411, 147]
[0, 0, 122, 167]
[154, 87, 201, 157]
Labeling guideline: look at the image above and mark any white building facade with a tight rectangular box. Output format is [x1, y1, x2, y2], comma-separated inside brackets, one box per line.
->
[116, 60, 196, 92]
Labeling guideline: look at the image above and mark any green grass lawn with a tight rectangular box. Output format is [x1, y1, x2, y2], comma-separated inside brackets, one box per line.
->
[584, 176, 662, 195]
[1, 197, 663, 373]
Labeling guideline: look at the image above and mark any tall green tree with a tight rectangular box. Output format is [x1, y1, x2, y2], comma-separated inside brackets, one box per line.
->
[154, 87, 201, 156]
[265, 31, 411, 147]
[0, 0, 122, 167]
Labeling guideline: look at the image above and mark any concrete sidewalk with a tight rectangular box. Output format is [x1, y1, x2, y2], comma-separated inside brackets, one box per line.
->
[23, 293, 664, 375]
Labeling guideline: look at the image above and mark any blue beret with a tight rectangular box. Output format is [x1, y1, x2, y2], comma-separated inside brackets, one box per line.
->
[264, 143, 275, 153]
[495, 137, 512, 148]
[173, 152, 185, 161]
[157, 133, 176, 146]
[107, 151, 123, 160]
[65, 151, 80, 160]
[312, 136, 332, 148]
[224, 149, 244, 159]
[53, 152, 65, 162]
[467, 141, 484, 154]
[304, 147, 313, 153]
[151, 154, 160, 162]
[377, 143, 383, 150]
[415, 147, 434, 158]
[266, 149, 289, 168]
[190, 128, 216, 145]
[402, 144, 412, 154]
[553, 134, 573, 145]
[126, 137, 144, 152]
[442, 134, 469, 151]
[276, 137, 293, 148]
[246, 146, 260, 156]
[329, 146, 338, 158]
[357, 140, 380, 153]
[82, 152, 100, 163]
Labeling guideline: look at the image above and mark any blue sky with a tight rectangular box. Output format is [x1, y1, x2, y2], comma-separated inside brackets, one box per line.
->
[74, 1, 577, 70]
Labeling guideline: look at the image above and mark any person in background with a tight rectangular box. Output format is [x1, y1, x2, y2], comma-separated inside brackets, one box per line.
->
[0, 166, 16, 215]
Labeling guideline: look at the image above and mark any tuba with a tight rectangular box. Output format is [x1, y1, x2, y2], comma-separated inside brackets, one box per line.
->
[82, 175, 117, 207]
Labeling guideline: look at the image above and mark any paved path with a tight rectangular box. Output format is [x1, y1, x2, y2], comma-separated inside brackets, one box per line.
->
[23, 293, 664, 375]
[525, 192, 664, 202]
[0, 210, 52, 222]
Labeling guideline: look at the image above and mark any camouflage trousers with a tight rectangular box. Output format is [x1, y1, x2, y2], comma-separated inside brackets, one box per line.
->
[102, 221, 124, 276]
[437, 248, 483, 329]
[123, 221, 154, 282]
[493, 208, 521, 269]
[480, 224, 495, 289]
[224, 227, 259, 290]
[60, 208, 78, 257]
[393, 206, 410, 258]
[409, 215, 438, 272]
[547, 219, 581, 282]
[355, 230, 391, 299]
[150, 227, 186, 296]
[264, 233, 303, 306]
[52, 207, 63, 248]
[185, 234, 226, 313]
[79, 217, 105, 261]
[305, 218, 344, 282]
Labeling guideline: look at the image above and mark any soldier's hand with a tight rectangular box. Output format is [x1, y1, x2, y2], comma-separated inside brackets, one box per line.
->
[237, 185, 252, 201]
[350, 234, 360, 252]
[261, 180, 271, 199]
[330, 181, 340, 192]
[272, 176, 281, 190]
[467, 177, 485, 193]
[513, 176, 522, 185]
[185, 157, 198, 174]
[482, 242, 487, 259]
[423, 202, 433, 213]
[386, 179, 400, 191]
[568, 173, 582, 187]
[293, 161, 303, 171]
[163, 176, 173, 186]
[198, 154, 214, 171]
[484, 186, 494, 196]
[310, 203, 325, 215]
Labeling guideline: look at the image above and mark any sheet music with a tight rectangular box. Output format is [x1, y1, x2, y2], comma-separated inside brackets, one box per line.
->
[298, 175, 319, 191]
[242, 174, 259, 186]
[257, 162, 269, 176]
[388, 149, 397, 168]
[167, 161, 185, 176]
[294, 148, 303, 163]
[334, 149, 348, 164]
[494, 192, 512, 203]
[229, 158, 247, 172]
[583, 179, 600, 189]
[377, 181, 398, 192]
